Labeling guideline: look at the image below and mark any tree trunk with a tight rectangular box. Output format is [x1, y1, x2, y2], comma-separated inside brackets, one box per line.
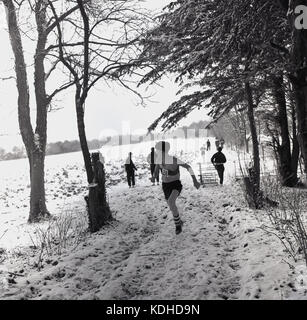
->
[75, 99, 113, 231]
[275, 0, 307, 180]
[292, 82, 307, 179]
[289, 0, 307, 180]
[85, 152, 112, 232]
[291, 99, 300, 179]
[3, 0, 49, 222]
[245, 82, 263, 208]
[28, 151, 49, 222]
[245, 82, 260, 186]
[76, 92, 112, 232]
[75, 96, 94, 184]
[76, 96, 113, 232]
[272, 75, 298, 186]
[28, 0, 50, 221]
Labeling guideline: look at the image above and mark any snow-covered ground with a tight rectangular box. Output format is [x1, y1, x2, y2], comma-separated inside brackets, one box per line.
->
[0, 137, 307, 300]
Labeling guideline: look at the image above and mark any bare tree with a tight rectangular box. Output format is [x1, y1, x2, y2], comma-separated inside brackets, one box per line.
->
[1, 0, 87, 222]
[48, 0, 150, 231]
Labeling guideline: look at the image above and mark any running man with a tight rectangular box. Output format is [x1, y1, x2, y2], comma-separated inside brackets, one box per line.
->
[200, 144, 206, 163]
[211, 147, 227, 185]
[125, 152, 137, 188]
[152, 141, 201, 235]
[206, 139, 211, 151]
[215, 137, 220, 149]
[147, 147, 159, 185]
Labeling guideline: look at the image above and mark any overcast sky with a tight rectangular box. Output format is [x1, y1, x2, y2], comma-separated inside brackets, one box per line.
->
[0, 0, 209, 151]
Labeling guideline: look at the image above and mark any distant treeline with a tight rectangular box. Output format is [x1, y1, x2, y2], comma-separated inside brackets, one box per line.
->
[0, 139, 103, 161]
[0, 120, 212, 161]
[46, 139, 102, 155]
[0, 146, 26, 161]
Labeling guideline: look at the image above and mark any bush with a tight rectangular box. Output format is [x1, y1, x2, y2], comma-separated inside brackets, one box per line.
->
[261, 176, 307, 266]
[29, 208, 88, 270]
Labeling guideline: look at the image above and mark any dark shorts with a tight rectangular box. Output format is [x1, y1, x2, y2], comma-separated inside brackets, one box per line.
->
[162, 180, 183, 200]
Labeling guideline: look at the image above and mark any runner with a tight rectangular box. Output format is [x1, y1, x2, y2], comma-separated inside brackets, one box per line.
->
[152, 141, 200, 235]
[125, 152, 137, 188]
[147, 147, 159, 185]
[211, 147, 227, 185]
[200, 144, 206, 163]
[215, 137, 220, 150]
[206, 139, 211, 151]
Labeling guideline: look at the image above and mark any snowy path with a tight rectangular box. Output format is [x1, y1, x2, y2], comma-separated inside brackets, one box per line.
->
[0, 181, 304, 300]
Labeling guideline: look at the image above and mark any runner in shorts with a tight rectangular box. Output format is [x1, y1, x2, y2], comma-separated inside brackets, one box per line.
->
[152, 141, 200, 234]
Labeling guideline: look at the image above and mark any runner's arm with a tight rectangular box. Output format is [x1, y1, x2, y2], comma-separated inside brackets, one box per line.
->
[131, 160, 137, 171]
[177, 159, 200, 189]
[211, 154, 215, 164]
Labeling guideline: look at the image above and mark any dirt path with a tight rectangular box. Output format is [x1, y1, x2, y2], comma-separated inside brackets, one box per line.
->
[0, 183, 297, 300]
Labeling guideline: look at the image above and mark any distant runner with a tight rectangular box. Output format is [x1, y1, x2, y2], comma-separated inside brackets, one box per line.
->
[200, 145, 206, 163]
[206, 139, 211, 151]
[147, 147, 159, 185]
[215, 138, 220, 149]
[125, 152, 137, 188]
[152, 141, 200, 235]
[211, 147, 227, 185]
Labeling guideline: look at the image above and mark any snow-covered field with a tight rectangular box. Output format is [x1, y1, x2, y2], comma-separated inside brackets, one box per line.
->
[0, 137, 307, 300]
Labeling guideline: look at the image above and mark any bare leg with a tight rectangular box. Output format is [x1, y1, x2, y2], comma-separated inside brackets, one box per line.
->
[167, 190, 180, 216]
[167, 190, 182, 234]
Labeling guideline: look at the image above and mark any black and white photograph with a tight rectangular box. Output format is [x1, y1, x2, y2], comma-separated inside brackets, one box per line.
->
[0, 0, 307, 305]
